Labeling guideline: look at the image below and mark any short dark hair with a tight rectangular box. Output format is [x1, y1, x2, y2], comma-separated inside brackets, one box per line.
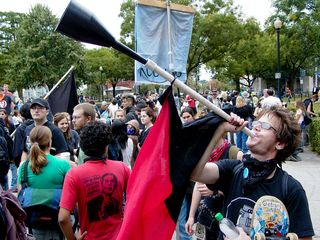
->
[20, 103, 32, 120]
[122, 94, 136, 105]
[180, 106, 195, 117]
[80, 121, 112, 158]
[267, 89, 274, 96]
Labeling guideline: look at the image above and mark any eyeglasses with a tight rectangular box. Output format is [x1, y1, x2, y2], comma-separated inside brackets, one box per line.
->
[252, 121, 277, 132]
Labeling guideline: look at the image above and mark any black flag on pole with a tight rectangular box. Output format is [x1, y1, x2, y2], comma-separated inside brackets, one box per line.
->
[48, 71, 78, 116]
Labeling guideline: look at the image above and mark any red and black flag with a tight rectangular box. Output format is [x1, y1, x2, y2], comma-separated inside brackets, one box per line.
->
[47, 71, 78, 116]
[117, 86, 224, 240]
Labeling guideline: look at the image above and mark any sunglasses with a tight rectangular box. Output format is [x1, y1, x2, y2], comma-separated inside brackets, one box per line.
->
[252, 121, 277, 132]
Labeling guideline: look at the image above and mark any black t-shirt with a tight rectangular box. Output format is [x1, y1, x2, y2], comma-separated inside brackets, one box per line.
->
[23, 121, 68, 154]
[0, 96, 12, 115]
[138, 127, 152, 147]
[207, 160, 314, 238]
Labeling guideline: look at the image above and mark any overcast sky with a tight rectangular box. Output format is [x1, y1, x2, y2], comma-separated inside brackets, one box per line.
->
[1, 0, 273, 41]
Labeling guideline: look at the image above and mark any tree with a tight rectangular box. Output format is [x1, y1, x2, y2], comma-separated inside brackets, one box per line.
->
[0, 11, 24, 83]
[211, 19, 277, 90]
[4, 4, 85, 98]
[268, 0, 320, 92]
[84, 48, 134, 98]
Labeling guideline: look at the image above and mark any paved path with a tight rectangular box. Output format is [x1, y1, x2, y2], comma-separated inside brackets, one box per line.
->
[282, 147, 320, 238]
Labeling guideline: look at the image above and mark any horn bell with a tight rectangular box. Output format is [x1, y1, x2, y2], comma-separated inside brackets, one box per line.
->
[55, 0, 116, 48]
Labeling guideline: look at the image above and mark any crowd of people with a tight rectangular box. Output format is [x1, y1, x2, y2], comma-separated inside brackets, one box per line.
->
[0, 83, 316, 240]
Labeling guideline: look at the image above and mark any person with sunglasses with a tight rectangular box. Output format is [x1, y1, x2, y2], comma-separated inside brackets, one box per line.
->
[191, 108, 314, 240]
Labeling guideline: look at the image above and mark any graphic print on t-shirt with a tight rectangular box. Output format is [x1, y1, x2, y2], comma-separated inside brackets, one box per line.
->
[226, 197, 255, 235]
[84, 173, 120, 223]
[0, 99, 8, 109]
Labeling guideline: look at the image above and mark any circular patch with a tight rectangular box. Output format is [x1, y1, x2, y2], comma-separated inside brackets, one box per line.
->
[243, 167, 249, 178]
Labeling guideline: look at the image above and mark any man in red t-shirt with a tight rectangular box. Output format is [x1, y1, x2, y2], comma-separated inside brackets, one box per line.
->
[58, 121, 130, 240]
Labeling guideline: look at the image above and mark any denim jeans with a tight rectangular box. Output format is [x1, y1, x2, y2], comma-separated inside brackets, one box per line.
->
[177, 196, 192, 240]
[9, 163, 17, 189]
[236, 131, 248, 153]
[0, 174, 8, 190]
[31, 229, 62, 240]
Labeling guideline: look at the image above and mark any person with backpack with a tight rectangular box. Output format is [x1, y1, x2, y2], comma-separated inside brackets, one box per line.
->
[303, 94, 318, 118]
[17, 126, 71, 240]
[191, 109, 314, 239]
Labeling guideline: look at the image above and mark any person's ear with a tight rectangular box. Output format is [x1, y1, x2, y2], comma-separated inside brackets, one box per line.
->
[275, 142, 285, 150]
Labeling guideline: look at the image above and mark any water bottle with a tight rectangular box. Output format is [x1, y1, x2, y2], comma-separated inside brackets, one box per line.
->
[215, 212, 240, 240]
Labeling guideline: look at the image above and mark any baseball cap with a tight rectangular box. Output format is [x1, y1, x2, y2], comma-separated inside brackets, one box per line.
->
[30, 98, 49, 109]
[101, 101, 108, 106]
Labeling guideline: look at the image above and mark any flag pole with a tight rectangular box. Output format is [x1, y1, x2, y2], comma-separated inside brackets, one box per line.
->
[166, 0, 174, 74]
[11, 65, 75, 138]
[43, 65, 75, 100]
[145, 60, 255, 137]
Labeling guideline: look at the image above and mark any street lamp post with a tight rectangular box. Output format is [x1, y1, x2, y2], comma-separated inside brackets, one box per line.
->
[99, 66, 103, 101]
[274, 18, 282, 99]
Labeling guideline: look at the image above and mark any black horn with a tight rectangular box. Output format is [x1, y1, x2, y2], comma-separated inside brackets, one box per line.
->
[56, 0, 147, 64]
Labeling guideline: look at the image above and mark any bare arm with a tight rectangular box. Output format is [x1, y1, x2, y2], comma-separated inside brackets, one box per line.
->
[20, 151, 28, 163]
[185, 182, 202, 235]
[307, 103, 317, 117]
[58, 208, 75, 240]
[191, 114, 247, 184]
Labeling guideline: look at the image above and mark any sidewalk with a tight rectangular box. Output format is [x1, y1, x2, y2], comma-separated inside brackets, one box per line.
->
[283, 147, 320, 238]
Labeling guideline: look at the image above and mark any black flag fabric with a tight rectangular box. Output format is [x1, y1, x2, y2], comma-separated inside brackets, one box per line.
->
[48, 71, 78, 116]
[117, 86, 224, 239]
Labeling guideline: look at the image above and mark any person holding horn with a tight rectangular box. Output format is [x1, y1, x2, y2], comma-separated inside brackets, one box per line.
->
[191, 109, 314, 239]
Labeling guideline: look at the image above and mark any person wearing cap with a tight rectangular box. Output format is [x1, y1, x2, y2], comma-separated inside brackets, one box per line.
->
[20, 98, 69, 163]
[0, 86, 12, 116]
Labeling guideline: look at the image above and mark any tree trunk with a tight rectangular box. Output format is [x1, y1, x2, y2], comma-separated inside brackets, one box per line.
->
[17, 88, 23, 100]
[112, 84, 116, 98]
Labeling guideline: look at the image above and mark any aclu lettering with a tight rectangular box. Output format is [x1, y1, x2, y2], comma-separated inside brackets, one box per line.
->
[137, 66, 185, 84]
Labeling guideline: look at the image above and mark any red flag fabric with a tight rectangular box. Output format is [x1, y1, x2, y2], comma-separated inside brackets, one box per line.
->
[117, 86, 223, 240]
[117, 87, 175, 240]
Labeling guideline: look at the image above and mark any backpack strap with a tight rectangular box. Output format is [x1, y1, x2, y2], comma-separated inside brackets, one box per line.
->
[281, 170, 288, 202]
[232, 162, 243, 175]
[20, 160, 29, 189]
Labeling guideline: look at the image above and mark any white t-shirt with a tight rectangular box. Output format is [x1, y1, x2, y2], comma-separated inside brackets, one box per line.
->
[108, 103, 119, 120]
[121, 138, 134, 169]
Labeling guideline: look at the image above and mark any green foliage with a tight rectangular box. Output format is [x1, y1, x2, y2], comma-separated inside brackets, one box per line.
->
[2, 4, 85, 96]
[84, 48, 134, 98]
[309, 118, 320, 154]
